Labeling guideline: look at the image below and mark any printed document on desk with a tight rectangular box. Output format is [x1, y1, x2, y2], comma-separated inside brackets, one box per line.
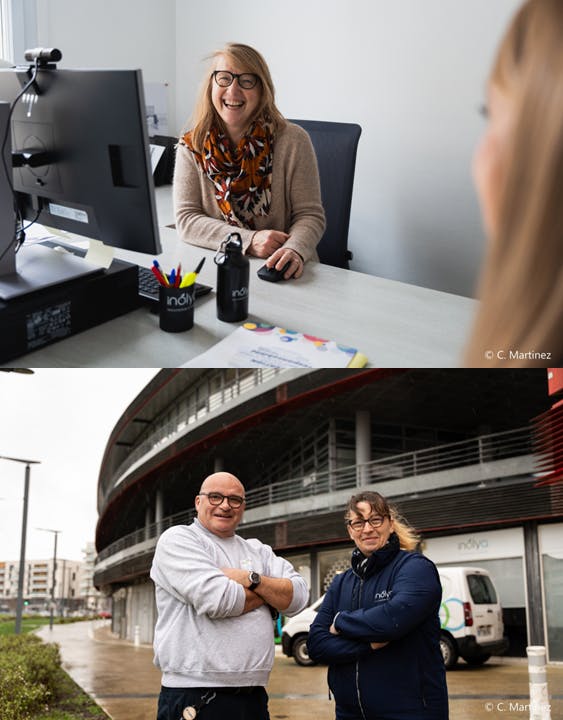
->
[181, 322, 368, 368]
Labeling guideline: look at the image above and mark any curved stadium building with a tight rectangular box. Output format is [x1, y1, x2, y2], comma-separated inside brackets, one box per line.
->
[93, 369, 563, 660]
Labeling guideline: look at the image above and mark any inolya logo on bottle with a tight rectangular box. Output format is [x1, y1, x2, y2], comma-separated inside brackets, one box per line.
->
[232, 287, 248, 299]
[166, 292, 193, 308]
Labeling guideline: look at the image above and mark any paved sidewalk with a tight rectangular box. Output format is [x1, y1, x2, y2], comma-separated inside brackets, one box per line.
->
[37, 620, 563, 720]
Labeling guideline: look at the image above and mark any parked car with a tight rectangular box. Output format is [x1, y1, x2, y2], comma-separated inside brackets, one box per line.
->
[281, 595, 324, 665]
[281, 565, 508, 669]
[438, 565, 508, 669]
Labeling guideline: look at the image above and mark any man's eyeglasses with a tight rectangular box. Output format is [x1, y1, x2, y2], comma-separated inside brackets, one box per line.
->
[199, 491, 245, 509]
[347, 516, 387, 532]
[212, 70, 260, 90]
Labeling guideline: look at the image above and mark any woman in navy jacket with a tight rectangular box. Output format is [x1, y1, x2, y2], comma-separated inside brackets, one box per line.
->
[308, 491, 448, 720]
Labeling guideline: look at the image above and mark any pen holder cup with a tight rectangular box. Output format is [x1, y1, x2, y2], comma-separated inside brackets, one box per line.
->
[159, 285, 195, 332]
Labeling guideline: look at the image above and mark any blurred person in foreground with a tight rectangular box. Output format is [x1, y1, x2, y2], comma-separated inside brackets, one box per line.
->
[308, 491, 448, 720]
[465, 0, 563, 367]
[151, 471, 308, 720]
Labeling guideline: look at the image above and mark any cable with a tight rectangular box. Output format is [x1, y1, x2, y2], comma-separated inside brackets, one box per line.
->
[0, 59, 40, 264]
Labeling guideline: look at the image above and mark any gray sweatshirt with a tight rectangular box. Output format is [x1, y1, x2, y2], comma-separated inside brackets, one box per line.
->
[150, 519, 309, 688]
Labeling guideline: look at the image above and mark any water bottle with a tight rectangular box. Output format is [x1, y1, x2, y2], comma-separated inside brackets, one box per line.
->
[214, 232, 249, 322]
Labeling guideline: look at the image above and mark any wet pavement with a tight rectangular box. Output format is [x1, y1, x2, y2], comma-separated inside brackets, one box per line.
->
[37, 621, 563, 720]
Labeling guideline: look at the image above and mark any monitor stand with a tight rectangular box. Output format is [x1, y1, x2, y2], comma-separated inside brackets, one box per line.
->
[0, 242, 103, 301]
[0, 101, 101, 301]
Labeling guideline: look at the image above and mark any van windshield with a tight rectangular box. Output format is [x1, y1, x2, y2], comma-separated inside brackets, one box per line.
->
[467, 574, 498, 604]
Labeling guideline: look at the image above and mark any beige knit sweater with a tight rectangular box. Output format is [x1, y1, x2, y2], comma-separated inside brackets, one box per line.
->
[173, 122, 326, 262]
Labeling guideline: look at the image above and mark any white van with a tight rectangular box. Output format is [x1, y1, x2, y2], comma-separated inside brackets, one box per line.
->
[281, 565, 508, 669]
[438, 566, 508, 669]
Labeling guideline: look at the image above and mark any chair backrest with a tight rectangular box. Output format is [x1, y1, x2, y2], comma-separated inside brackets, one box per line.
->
[289, 119, 362, 269]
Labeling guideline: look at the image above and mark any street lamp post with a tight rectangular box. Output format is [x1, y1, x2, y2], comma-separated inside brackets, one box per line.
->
[0, 455, 41, 634]
[36, 528, 61, 630]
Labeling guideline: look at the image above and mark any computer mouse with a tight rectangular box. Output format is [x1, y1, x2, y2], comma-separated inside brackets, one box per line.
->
[257, 261, 293, 282]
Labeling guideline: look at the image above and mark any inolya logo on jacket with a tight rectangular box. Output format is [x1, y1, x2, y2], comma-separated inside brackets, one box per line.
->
[373, 589, 392, 601]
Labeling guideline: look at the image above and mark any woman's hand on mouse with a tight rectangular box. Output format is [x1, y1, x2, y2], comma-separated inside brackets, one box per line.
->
[266, 247, 304, 279]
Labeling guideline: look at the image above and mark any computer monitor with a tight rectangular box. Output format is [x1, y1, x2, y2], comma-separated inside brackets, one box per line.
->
[0, 51, 162, 300]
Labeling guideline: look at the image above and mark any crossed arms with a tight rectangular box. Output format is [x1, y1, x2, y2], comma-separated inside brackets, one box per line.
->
[222, 567, 294, 614]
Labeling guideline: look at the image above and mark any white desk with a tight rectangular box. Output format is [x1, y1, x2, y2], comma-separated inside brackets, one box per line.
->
[1, 188, 476, 368]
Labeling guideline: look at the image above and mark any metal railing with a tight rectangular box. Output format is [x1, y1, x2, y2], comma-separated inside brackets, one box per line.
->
[96, 425, 533, 565]
[108, 369, 284, 490]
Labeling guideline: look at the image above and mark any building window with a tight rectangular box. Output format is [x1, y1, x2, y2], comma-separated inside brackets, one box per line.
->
[318, 547, 351, 595]
[542, 553, 563, 661]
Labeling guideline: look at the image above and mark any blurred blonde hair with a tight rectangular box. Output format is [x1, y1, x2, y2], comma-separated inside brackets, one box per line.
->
[464, 0, 563, 367]
[345, 491, 420, 552]
[187, 42, 286, 153]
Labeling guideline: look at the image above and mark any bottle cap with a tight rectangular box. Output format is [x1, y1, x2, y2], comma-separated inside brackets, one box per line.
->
[214, 232, 243, 264]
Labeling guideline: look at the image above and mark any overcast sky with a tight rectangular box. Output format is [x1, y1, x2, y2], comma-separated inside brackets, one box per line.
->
[0, 369, 158, 562]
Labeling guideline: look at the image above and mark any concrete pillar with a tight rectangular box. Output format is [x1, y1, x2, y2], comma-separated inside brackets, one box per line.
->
[356, 410, 371, 486]
[524, 522, 545, 646]
[310, 550, 319, 602]
[155, 490, 163, 537]
[328, 419, 337, 492]
[144, 502, 152, 541]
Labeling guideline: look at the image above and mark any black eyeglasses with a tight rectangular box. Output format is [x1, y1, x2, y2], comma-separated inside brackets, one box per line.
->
[199, 491, 246, 509]
[212, 70, 260, 90]
[347, 516, 387, 532]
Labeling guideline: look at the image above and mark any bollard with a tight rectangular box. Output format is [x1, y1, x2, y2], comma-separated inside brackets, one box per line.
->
[134, 624, 141, 647]
[526, 646, 551, 720]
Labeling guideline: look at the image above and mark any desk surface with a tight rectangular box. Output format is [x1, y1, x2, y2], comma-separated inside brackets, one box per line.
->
[2, 188, 476, 368]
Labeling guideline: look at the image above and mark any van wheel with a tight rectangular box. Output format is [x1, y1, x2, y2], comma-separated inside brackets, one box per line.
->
[463, 654, 491, 666]
[440, 634, 458, 670]
[293, 635, 315, 666]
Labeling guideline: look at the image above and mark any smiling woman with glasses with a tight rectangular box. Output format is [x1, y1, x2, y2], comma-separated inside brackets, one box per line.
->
[308, 491, 448, 720]
[174, 42, 325, 281]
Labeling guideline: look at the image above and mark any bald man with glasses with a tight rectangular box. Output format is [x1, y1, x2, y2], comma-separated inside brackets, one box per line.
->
[150, 472, 308, 720]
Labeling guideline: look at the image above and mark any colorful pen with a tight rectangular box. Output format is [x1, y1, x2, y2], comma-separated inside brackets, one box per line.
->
[175, 263, 182, 287]
[180, 257, 206, 288]
[152, 259, 169, 286]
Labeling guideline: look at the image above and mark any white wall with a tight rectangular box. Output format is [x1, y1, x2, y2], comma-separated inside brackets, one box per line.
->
[34, 0, 177, 133]
[33, 0, 521, 296]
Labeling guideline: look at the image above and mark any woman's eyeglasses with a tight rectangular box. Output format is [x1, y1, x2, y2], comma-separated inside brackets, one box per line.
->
[346, 516, 387, 532]
[212, 70, 259, 90]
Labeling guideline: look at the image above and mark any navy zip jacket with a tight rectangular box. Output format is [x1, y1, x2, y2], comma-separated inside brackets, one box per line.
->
[308, 534, 448, 720]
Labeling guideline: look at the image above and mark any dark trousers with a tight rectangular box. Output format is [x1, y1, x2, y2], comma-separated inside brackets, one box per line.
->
[156, 685, 270, 720]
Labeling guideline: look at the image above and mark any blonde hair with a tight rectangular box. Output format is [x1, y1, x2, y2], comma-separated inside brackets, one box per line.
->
[464, 0, 563, 367]
[187, 42, 286, 153]
[345, 491, 420, 552]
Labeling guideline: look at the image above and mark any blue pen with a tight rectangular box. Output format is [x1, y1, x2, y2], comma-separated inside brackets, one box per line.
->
[153, 259, 169, 286]
[169, 268, 176, 286]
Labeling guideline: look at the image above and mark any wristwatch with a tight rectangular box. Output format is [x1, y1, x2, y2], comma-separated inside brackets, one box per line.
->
[248, 571, 261, 591]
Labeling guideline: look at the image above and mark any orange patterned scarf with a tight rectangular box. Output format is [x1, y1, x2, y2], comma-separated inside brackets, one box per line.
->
[182, 120, 274, 229]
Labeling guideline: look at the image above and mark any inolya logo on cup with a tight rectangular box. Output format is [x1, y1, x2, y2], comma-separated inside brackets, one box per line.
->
[166, 292, 193, 308]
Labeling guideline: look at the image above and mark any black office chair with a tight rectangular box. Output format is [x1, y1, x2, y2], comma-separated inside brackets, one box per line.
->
[151, 134, 178, 186]
[289, 119, 362, 269]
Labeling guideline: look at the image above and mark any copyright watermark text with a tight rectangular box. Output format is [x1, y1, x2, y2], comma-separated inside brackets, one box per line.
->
[484, 350, 552, 361]
[485, 701, 552, 713]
